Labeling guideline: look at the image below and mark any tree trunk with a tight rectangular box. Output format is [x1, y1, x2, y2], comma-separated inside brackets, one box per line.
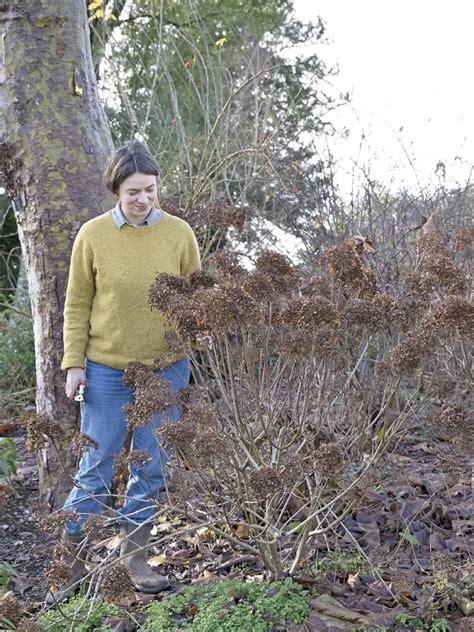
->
[0, 1, 113, 509]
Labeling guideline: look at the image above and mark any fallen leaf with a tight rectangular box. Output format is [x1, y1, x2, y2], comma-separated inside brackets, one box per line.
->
[311, 594, 370, 625]
[148, 554, 169, 567]
[234, 523, 250, 539]
[457, 595, 474, 616]
[102, 616, 135, 631]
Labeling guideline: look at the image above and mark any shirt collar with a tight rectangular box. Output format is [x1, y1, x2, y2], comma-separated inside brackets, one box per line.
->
[111, 204, 163, 228]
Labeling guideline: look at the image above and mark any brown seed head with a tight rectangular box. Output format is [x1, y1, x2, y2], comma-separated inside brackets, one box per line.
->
[0, 591, 22, 627]
[148, 273, 192, 313]
[209, 250, 245, 278]
[453, 225, 474, 258]
[126, 449, 152, 468]
[71, 432, 99, 457]
[255, 251, 299, 294]
[41, 509, 80, 536]
[431, 296, 474, 337]
[25, 413, 63, 452]
[83, 514, 109, 541]
[193, 284, 259, 335]
[0, 481, 13, 511]
[279, 295, 339, 333]
[313, 443, 344, 479]
[100, 564, 135, 601]
[323, 240, 369, 291]
[248, 466, 282, 499]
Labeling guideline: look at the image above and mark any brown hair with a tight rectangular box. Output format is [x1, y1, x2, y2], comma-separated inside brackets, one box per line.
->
[103, 141, 160, 194]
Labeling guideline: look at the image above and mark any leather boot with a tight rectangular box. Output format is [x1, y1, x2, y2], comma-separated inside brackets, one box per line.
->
[45, 532, 88, 605]
[120, 523, 170, 594]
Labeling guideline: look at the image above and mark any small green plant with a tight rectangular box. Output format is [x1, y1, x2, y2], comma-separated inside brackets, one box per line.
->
[0, 561, 18, 589]
[395, 614, 451, 631]
[0, 438, 16, 482]
[37, 593, 122, 632]
[316, 550, 370, 576]
[144, 578, 309, 631]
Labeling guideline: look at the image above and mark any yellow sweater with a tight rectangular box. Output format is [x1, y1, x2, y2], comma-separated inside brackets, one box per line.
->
[62, 211, 200, 370]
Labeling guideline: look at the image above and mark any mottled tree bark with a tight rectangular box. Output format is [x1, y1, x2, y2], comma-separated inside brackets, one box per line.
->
[0, 1, 113, 509]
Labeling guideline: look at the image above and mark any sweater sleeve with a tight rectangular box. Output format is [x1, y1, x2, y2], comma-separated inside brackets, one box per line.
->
[180, 223, 201, 279]
[61, 227, 96, 370]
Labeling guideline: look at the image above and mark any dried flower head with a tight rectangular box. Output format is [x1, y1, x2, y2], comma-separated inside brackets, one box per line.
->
[159, 418, 195, 452]
[193, 284, 259, 335]
[25, 413, 63, 452]
[418, 232, 449, 258]
[41, 509, 80, 536]
[0, 481, 13, 511]
[323, 240, 370, 291]
[201, 200, 246, 232]
[248, 466, 282, 499]
[279, 295, 339, 333]
[241, 270, 276, 302]
[255, 251, 299, 294]
[429, 403, 474, 452]
[100, 564, 135, 601]
[126, 449, 152, 469]
[45, 557, 71, 591]
[191, 427, 230, 461]
[313, 443, 344, 479]
[148, 273, 192, 313]
[209, 250, 245, 278]
[83, 514, 109, 541]
[389, 327, 435, 375]
[431, 296, 474, 337]
[421, 254, 467, 294]
[123, 365, 174, 431]
[189, 270, 216, 290]
[453, 225, 474, 258]
[71, 432, 99, 457]
[122, 361, 151, 388]
[0, 591, 22, 627]
[301, 274, 333, 298]
[343, 293, 402, 336]
[112, 449, 129, 507]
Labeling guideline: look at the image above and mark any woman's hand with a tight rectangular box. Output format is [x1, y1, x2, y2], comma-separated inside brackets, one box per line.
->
[66, 368, 86, 400]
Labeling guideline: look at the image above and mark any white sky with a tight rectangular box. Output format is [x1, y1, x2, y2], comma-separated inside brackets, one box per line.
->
[293, 0, 474, 194]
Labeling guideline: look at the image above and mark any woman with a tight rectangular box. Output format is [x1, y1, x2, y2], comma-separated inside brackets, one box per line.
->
[49, 141, 200, 602]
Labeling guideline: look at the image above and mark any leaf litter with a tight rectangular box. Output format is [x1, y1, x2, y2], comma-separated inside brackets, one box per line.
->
[1, 418, 472, 630]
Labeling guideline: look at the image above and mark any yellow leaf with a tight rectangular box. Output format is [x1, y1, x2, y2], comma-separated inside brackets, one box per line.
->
[375, 427, 385, 442]
[158, 515, 169, 523]
[196, 527, 215, 541]
[105, 13, 118, 21]
[88, 0, 103, 10]
[95, 9, 104, 18]
[215, 36, 227, 47]
[148, 554, 168, 567]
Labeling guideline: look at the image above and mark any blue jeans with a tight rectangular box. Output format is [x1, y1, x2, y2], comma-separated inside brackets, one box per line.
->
[63, 357, 190, 535]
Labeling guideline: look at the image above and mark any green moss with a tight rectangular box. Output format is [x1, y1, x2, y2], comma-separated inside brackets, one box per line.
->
[144, 578, 309, 631]
[37, 594, 122, 631]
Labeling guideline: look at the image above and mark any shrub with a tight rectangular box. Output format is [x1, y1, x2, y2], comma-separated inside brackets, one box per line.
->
[140, 224, 472, 579]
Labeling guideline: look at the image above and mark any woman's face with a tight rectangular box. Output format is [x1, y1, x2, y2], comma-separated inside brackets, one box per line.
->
[117, 172, 157, 224]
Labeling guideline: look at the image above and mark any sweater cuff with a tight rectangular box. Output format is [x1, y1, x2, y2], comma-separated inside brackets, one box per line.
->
[61, 354, 85, 371]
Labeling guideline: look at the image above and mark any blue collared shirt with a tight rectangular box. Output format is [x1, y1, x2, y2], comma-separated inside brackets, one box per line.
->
[111, 204, 163, 228]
